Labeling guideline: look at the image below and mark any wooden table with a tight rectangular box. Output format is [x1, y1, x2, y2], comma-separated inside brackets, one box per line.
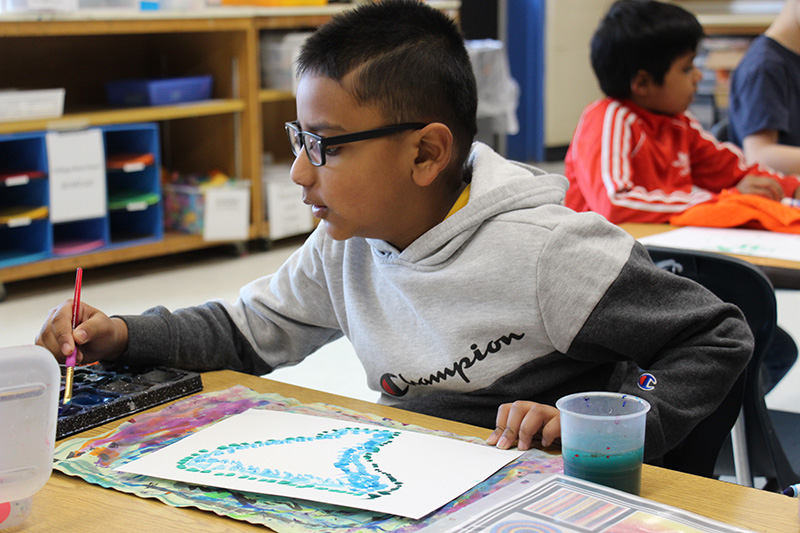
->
[18, 370, 800, 532]
[621, 223, 800, 288]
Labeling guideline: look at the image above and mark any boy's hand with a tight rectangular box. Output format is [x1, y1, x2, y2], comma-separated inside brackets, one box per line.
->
[735, 175, 784, 201]
[486, 401, 560, 451]
[35, 300, 128, 365]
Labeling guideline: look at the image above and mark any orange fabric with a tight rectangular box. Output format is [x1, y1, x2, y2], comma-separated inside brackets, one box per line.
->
[670, 190, 800, 234]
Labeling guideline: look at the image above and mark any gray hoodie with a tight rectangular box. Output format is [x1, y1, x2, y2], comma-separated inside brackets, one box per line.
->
[120, 143, 753, 461]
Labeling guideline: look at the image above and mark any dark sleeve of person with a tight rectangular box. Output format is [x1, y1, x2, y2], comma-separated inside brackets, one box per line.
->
[730, 53, 791, 145]
[115, 302, 274, 375]
[564, 243, 754, 462]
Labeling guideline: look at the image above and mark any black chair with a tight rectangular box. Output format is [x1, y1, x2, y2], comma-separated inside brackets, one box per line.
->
[647, 245, 800, 491]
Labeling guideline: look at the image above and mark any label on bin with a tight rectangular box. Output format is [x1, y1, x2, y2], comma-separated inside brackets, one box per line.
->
[4, 176, 29, 187]
[126, 202, 148, 212]
[47, 129, 107, 223]
[7, 217, 31, 228]
[123, 162, 146, 173]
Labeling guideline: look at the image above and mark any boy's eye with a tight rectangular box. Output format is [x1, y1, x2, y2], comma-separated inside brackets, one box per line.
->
[324, 146, 342, 157]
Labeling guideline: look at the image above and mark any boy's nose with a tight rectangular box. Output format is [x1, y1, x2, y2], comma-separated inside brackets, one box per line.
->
[290, 152, 316, 187]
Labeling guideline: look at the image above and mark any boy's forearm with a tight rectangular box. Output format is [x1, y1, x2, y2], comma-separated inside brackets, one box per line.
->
[116, 302, 273, 375]
[744, 135, 800, 177]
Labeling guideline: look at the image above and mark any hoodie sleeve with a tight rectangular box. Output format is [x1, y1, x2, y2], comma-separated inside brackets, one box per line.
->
[117, 301, 274, 374]
[116, 226, 344, 374]
[560, 242, 753, 461]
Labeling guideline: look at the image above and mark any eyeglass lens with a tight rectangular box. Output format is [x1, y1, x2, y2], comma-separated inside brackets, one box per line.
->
[286, 124, 324, 166]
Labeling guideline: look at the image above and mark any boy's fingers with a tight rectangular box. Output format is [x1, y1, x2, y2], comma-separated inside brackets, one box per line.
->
[497, 427, 518, 450]
[767, 178, 784, 198]
[761, 181, 782, 201]
[745, 176, 784, 201]
[35, 309, 64, 361]
[490, 402, 560, 451]
[74, 328, 89, 344]
[540, 415, 561, 448]
[486, 428, 503, 446]
[499, 401, 535, 449]
[35, 299, 97, 362]
[517, 406, 552, 451]
[46, 301, 77, 356]
[488, 403, 512, 446]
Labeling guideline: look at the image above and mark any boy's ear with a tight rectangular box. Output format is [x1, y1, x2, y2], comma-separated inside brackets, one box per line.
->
[630, 69, 653, 97]
[411, 123, 453, 187]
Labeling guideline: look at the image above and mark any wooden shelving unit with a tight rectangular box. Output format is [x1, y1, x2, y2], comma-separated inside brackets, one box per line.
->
[0, 100, 246, 135]
[0, 2, 461, 298]
[673, 1, 778, 34]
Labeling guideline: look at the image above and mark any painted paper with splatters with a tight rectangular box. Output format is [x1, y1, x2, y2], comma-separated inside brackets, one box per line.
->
[53, 385, 564, 532]
[117, 408, 521, 519]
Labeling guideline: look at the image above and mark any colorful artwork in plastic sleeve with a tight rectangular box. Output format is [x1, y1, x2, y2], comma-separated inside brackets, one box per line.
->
[53, 385, 563, 533]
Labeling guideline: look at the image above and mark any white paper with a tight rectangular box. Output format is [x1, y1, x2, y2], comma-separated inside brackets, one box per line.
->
[46, 129, 107, 223]
[118, 409, 522, 520]
[637, 227, 800, 263]
[202, 186, 250, 241]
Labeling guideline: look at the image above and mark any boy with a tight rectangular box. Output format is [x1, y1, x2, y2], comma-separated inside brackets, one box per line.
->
[729, 0, 800, 175]
[36, 0, 752, 464]
[564, 0, 800, 224]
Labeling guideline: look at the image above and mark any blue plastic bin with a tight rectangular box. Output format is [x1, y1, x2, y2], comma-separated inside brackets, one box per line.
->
[105, 75, 213, 107]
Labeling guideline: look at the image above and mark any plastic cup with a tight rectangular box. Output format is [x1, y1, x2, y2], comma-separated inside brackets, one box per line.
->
[556, 391, 650, 495]
[0, 497, 32, 530]
[0, 345, 60, 530]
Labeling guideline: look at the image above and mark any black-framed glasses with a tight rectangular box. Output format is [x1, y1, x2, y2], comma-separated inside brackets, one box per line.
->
[285, 121, 428, 167]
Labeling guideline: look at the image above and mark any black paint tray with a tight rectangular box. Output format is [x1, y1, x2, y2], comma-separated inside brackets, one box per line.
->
[57, 363, 203, 440]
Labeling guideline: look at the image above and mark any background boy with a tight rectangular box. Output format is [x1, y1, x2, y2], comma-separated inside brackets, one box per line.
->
[564, 0, 800, 225]
[37, 0, 751, 464]
[729, 0, 800, 175]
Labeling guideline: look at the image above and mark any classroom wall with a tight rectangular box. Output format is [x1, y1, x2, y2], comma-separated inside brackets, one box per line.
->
[506, 0, 613, 162]
[543, 0, 614, 151]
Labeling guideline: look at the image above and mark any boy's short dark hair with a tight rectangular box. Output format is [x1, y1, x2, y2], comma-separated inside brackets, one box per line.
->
[591, 0, 704, 99]
[297, 0, 478, 170]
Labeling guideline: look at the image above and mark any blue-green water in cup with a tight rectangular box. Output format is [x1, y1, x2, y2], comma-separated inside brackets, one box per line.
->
[562, 446, 643, 495]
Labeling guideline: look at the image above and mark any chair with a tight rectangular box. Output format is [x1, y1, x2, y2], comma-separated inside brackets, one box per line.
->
[646, 245, 800, 491]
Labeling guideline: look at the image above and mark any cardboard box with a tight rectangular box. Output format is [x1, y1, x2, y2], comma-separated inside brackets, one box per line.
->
[0, 89, 65, 122]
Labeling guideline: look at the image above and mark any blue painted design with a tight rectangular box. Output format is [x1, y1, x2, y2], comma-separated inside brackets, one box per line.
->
[176, 427, 403, 499]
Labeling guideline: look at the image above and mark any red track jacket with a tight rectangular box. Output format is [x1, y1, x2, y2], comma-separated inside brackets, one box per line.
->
[564, 98, 800, 223]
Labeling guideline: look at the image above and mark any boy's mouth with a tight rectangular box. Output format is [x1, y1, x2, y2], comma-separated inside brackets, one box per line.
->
[304, 199, 327, 218]
[311, 205, 327, 218]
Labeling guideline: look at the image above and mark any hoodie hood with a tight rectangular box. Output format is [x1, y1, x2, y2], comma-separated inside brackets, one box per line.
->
[368, 142, 569, 264]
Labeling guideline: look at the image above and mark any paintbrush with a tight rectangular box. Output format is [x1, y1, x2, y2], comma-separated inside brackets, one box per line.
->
[63, 267, 83, 405]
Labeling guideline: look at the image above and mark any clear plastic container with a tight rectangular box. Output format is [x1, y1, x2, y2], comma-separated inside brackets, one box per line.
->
[0, 345, 60, 530]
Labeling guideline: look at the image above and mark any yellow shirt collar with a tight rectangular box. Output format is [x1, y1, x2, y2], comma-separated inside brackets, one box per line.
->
[444, 183, 471, 219]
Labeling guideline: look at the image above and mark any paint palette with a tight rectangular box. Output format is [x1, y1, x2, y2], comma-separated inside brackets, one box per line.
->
[57, 363, 203, 440]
